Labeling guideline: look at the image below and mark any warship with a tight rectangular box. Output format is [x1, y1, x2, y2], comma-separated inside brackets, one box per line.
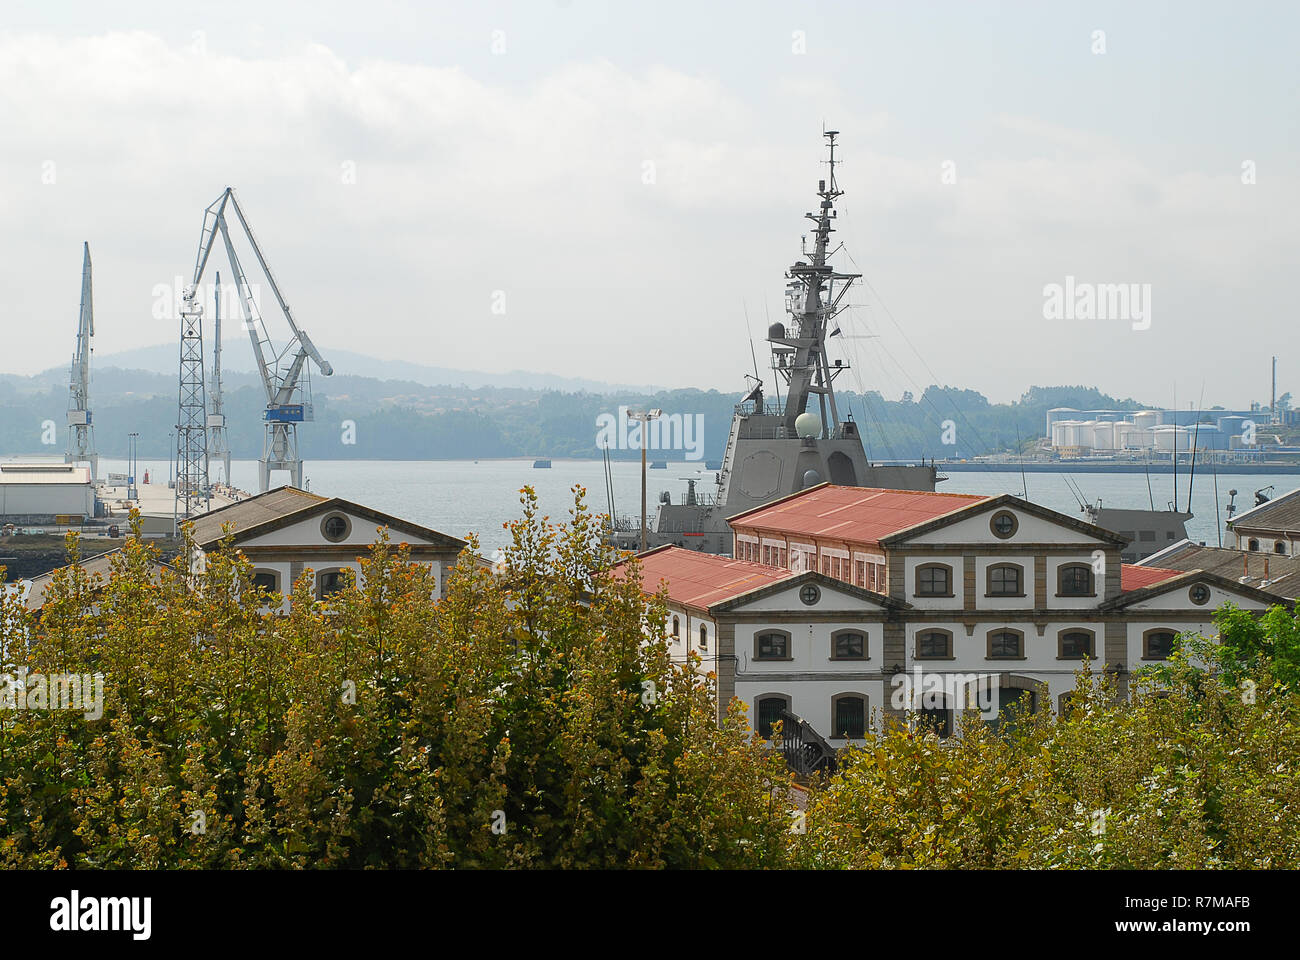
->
[610, 131, 938, 555]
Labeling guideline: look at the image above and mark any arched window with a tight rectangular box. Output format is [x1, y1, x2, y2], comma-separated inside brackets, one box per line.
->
[915, 563, 953, 597]
[698, 623, 708, 650]
[755, 630, 791, 660]
[987, 629, 1024, 659]
[917, 701, 952, 739]
[831, 630, 866, 660]
[1143, 628, 1178, 660]
[671, 615, 680, 638]
[1276, 541, 1288, 555]
[831, 694, 867, 739]
[1248, 539, 1260, 552]
[1058, 629, 1095, 660]
[986, 563, 1024, 597]
[755, 695, 790, 739]
[317, 568, 349, 600]
[991, 686, 1035, 734]
[1057, 564, 1094, 597]
[251, 568, 280, 594]
[915, 629, 953, 659]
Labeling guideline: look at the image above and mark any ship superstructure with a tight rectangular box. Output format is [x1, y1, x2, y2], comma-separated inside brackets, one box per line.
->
[612, 132, 937, 554]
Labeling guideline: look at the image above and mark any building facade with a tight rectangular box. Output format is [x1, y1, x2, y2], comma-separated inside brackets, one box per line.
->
[1226, 487, 1300, 557]
[624, 484, 1291, 746]
[188, 486, 466, 612]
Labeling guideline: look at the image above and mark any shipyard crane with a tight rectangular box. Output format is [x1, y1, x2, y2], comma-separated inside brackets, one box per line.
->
[184, 188, 333, 492]
[65, 242, 98, 480]
[207, 270, 232, 485]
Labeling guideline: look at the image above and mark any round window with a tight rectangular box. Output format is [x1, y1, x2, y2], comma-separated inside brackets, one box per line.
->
[799, 583, 821, 606]
[990, 510, 1018, 539]
[1189, 583, 1210, 606]
[321, 513, 351, 543]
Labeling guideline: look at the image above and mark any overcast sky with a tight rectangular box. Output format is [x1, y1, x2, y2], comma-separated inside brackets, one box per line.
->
[1, 0, 1295, 406]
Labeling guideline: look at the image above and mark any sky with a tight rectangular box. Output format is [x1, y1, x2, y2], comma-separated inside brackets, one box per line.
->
[0, 0, 1295, 407]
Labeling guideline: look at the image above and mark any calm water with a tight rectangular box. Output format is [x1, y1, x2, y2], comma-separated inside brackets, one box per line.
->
[96, 458, 1293, 553]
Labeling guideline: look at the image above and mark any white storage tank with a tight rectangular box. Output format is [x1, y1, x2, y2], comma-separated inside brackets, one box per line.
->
[1152, 425, 1189, 453]
[1132, 410, 1161, 430]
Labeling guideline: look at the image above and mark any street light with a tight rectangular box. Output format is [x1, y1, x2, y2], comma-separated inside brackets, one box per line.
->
[628, 408, 662, 552]
[127, 432, 139, 501]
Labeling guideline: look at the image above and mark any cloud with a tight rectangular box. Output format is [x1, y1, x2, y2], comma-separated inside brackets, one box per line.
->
[0, 28, 1294, 410]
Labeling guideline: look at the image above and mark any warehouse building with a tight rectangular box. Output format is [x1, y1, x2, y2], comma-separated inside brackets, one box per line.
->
[0, 463, 95, 522]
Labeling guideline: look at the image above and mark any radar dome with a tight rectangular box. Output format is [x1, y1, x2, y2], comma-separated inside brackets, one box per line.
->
[767, 321, 786, 340]
[795, 411, 821, 438]
[802, 469, 821, 488]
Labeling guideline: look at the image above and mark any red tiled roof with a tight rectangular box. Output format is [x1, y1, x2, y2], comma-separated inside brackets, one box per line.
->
[614, 546, 795, 611]
[1121, 564, 1184, 591]
[728, 485, 989, 546]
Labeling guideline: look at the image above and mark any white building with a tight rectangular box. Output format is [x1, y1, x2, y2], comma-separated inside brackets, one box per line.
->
[1225, 487, 1300, 557]
[621, 484, 1291, 747]
[0, 463, 94, 520]
[188, 486, 466, 611]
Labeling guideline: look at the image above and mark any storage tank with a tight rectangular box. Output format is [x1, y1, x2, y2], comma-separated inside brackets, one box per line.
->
[1217, 415, 1248, 438]
[1152, 425, 1188, 453]
[1131, 410, 1160, 430]
[1047, 408, 1078, 436]
[1092, 421, 1116, 451]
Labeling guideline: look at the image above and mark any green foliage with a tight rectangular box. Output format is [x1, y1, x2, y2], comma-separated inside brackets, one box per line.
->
[1211, 602, 1300, 691]
[0, 491, 790, 868]
[792, 652, 1300, 869]
[4, 498, 1297, 870]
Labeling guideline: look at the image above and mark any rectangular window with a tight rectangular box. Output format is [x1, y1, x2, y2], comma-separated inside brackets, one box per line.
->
[833, 632, 865, 659]
[988, 565, 1022, 596]
[1060, 631, 1094, 659]
[757, 632, 789, 660]
[757, 697, 787, 739]
[917, 565, 951, 597]
[1058, 566, 1094, 597]
[917, 631, 951, 659]
[833, 697, 866, 739]
[989, 631, 1022, 659]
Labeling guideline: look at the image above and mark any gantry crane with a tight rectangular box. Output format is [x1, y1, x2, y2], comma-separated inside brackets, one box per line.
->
[185, 188, 333, 492]
[65, 242, 98, 480]
[207, 270, 232, 485]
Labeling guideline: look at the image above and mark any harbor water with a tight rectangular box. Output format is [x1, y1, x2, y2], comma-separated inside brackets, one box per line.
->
[92, 458, 1291, 554]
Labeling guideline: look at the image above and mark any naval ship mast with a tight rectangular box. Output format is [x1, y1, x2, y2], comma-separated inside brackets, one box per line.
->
[611, 131, 938, 556]
[775, 129, 854, 440]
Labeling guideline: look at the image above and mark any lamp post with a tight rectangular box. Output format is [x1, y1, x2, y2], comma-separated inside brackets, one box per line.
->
[628, 408, 662, 552]
[127, 432, 139, 501]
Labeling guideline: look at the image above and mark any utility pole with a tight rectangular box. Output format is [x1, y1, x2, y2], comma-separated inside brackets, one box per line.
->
[628, 409, 662, 551]
[1272, 356, 1278, 424]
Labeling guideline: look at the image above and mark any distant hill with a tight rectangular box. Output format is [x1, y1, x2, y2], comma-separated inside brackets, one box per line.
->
[67, 340, 666, 395]
[0, 357, 1153, 462]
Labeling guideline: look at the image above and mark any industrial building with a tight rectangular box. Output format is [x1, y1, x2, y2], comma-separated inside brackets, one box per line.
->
[0, 463, 95, 522]
[1045, 407, 1275, 457]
